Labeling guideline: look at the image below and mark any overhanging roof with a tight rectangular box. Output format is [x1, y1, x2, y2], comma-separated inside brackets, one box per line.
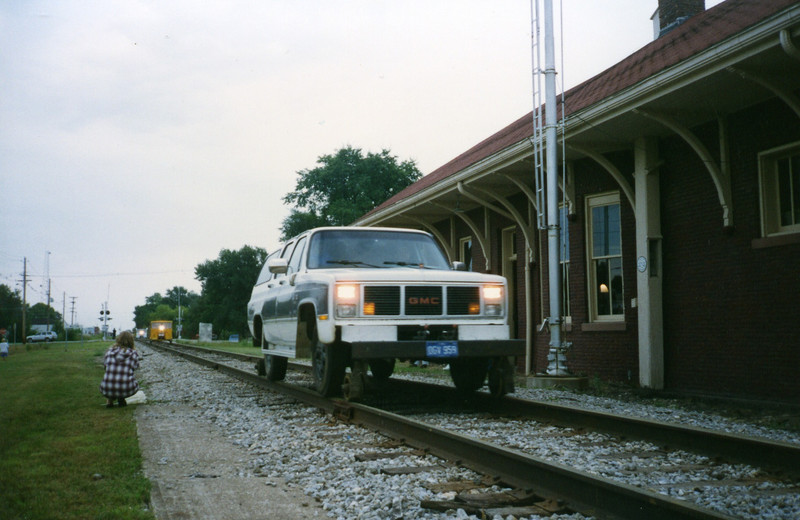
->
[355, 0, 800, 229]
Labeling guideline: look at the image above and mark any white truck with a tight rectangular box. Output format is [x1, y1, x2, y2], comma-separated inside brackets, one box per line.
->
[247, 227, 524, 400]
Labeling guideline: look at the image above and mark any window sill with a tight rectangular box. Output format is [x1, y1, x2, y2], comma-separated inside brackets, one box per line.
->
[752, 233, 800, 249]
[581, 321, 627, 332]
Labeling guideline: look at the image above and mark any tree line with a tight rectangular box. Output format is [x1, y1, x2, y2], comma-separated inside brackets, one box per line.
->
[135, 146, 421, 340]
[0, 285, 69, 342]
[133, 245, 267, 339]
[1, 146, 421, 343]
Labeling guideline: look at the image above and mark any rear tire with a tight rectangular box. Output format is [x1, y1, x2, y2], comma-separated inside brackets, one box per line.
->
[449, 358, 488, 393]
[369, 358, 395, 381]
[265, 354, 288, 381]
[488, 356, 515, 397]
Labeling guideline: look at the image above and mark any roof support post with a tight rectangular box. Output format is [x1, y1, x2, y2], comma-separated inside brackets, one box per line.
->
[633, 109, 733, 229]
[634, 136, 664, 390]
[474, 185, 536, 374]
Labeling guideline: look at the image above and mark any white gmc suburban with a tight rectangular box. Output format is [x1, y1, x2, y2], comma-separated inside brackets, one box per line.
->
[247, 227, 524, 400]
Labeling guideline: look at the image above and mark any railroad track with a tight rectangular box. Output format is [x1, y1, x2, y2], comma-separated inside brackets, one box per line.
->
[141, 340, 800, 519]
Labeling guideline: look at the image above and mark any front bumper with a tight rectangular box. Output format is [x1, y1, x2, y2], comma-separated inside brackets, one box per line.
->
[350, 339, 525, 360]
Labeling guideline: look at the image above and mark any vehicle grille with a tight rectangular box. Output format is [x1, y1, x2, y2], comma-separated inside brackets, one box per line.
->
[363, 285, 480, 317]
[363, 286, 400, 315]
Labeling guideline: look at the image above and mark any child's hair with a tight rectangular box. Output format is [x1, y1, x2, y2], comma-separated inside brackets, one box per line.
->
[117, 330, 135, 349]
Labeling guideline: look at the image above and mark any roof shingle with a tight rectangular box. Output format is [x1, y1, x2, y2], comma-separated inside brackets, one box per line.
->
[365, 0, 798, 218]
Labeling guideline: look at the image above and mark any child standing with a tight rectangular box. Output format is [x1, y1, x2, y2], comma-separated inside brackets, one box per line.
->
[99, 330, 140, 407]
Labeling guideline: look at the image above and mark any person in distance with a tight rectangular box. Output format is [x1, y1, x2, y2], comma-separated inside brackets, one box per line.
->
[99, 330, 140, 408]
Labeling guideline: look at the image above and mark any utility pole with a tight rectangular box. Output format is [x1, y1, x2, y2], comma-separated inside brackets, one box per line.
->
[45, 251, 51, 333]
[21, 257, 28, 344]
[62, 292, 67, 345]
[177, 288, 181, 339]
[69, 297, 77, 327]
[532, 0, 569, 376]
[543, 0, 566, 376]
[46, 279, 52, 333]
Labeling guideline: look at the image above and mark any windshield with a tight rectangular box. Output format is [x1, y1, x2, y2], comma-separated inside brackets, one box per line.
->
[307, 230, 451, 270]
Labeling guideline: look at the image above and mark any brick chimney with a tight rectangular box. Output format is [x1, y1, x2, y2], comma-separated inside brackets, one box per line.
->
[653, 0, 705, 38]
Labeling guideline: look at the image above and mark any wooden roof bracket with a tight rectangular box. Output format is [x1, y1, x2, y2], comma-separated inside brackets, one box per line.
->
[566, 143, 636, 212]
[429, 200, 490, 271]
[457, 181, 512, 220]
[472, 184, 536, 264]
[401, 213, 454, 261]
[632, 109, 733, 230]
[780, 28, 800, 62]
[726, 65, 800, 121]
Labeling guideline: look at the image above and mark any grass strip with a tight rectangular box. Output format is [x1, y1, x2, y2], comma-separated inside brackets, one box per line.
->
[0, 343, 154, 520]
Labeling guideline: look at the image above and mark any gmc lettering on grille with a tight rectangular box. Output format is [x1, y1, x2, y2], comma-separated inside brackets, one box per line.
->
[407, 297, 441, 305]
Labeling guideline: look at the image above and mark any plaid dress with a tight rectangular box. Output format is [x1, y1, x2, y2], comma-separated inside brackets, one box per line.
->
[99, 346, 140, 399]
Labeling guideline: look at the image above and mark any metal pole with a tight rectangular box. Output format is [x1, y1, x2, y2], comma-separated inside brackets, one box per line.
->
[63, 291, 67, 347]
[22, 257, 27, 344]
[544, 0, 566, 375]
[178, 288, 182, 339]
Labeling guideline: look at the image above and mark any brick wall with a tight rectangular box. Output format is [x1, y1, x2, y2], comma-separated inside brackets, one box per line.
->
[660, 98, 800, 401]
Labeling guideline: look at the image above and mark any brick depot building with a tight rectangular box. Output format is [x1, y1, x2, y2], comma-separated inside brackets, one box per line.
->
[355, 0, 800, 402]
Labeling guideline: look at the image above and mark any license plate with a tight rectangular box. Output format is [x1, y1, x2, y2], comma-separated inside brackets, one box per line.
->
[426, 341, 459, 358]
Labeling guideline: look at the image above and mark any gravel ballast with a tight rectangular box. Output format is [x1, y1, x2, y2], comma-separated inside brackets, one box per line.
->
[135, 344, 799, 520]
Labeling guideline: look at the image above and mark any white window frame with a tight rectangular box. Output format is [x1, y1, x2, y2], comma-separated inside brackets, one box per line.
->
[586, 192, 624, 322]
[759, 142, 800, 237]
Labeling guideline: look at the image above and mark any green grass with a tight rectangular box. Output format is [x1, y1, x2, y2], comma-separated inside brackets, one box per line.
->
[191, 340, 264, 357]
[0, 343, 155, 520]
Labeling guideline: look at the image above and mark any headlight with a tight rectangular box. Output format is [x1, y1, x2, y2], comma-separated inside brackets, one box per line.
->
[335, 284, 359, 317]
[336, 284, 357, 301]
[483, 285, 504, 316]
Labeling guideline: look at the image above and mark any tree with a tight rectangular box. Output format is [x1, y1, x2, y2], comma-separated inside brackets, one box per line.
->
[28, 302, 63, 335]
[133, 286, 200, 335]
[0, 284, 26, 342]
[194, 245, 268, 338]
[280, 146, 422, 240]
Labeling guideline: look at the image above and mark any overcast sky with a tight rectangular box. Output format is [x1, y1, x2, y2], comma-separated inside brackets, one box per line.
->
[0, 0, 724, 334]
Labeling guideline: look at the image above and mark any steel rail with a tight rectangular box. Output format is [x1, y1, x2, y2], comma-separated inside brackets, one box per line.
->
[149, 340, 800, 474]
[151, 340, 800, 475]
[383, 378, 800, 475]
[144, 340, 734, 520]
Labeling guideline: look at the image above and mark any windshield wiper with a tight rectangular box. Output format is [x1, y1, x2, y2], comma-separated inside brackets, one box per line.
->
[383, 261, 434, 269]
[326, 259, 383, 268]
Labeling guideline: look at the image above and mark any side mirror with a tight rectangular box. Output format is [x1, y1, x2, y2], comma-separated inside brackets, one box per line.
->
[451, 261, 467, 271]
[268, 258, 289, 274]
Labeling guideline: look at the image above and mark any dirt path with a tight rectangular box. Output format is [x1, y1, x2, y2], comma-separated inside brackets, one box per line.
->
[136, 402, 323, 519]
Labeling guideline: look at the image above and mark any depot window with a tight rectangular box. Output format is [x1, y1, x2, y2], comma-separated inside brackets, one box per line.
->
[586, 192, 623, 321]
[759, 143, 800, 237]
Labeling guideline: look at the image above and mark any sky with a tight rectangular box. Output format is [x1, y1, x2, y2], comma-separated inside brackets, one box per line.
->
[0, 0, 724, 333]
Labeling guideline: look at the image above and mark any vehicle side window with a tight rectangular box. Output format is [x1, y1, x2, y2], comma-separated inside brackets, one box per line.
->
[256, 250, 280, 285]
[287, 236, 307, 274]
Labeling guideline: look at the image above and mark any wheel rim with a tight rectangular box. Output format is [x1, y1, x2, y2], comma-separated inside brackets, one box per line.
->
[313, 342, 327, 383]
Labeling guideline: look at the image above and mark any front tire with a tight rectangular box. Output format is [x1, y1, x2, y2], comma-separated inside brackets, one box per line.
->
[449, 358, 488, 393]
[310, 322, 346, 396]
